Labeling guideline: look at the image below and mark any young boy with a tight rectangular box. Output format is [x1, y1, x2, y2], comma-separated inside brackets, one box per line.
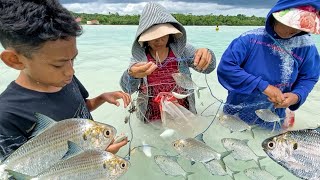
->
[0, 0, 130, 160]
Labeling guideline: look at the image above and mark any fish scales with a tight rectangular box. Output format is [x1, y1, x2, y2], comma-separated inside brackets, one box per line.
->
[262, 128, 320, 180]
[2, 118, 116, 176]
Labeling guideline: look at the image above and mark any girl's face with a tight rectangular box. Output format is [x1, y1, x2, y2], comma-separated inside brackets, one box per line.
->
[147, 35, 169, 51]
[274, 20, 302, 39]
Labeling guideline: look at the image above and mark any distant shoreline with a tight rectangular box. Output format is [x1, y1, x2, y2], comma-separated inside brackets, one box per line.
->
[72, 12, 266, 26]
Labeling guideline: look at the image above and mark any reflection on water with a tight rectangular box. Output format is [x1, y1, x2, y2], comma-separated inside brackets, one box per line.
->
[1, 25, 319, 180]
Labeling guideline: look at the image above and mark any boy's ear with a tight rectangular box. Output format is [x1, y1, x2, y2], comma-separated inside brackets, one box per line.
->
[0, 50, 25, 70]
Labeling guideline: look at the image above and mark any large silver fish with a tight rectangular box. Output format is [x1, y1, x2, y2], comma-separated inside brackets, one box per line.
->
[1, 114, 116, 176]
[221, 138, 265, 168]
[244, 166, 283, 180]
[8, 148, 129, 180]
[172, 135, 230, 164]
[154, 155, 194, 179]
[172, 73, 206, 98]
[218, 114, 255, 138]
[262, 128, 320, 180]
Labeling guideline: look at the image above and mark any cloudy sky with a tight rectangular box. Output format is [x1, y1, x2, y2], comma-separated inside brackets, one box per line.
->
[60, 0, 278, 17]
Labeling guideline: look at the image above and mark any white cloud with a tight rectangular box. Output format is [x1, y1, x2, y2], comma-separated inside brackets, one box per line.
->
[63, 1, 269, 17]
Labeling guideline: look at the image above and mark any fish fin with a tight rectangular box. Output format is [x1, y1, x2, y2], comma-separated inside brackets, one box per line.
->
[185, 172, 194, 180]
[61, 141, 83, 160]
[191, 161, 196, 165]
[32, 113, 56, 137]
[6, 170, 33, 180]
[220, 151, 233, 159]
[256, 156, 266, 169]
[194, 133, 205, 143]
[142, 141, 152, 157]
[277, 175, 284, 179]
[241, 139, 249, 145]
[226, 166, 240, 180]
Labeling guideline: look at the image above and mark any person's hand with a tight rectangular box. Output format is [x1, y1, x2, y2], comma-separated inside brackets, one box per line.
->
[274, 92, 299, 108]
[101, 91, 131, 108]
[128, 62, 157, 78]
[106, 138, 128, 154]
[263, 85, 285, 105]
[194, 48, 212, 71]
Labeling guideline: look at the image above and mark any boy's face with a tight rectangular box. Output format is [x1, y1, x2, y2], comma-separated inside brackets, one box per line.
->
[8, 37, 78, 91]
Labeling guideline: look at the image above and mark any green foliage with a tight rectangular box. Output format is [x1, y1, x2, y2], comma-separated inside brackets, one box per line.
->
[71, 12, 265, 26]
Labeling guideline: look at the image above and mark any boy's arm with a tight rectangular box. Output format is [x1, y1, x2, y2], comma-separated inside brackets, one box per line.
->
[86, 91, 131, 112]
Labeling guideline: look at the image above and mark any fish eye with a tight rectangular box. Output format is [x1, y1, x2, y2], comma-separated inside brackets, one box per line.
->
[120, 162, 126, 169]
[104, 130, 111, 137]
[293, 143, 298, 150]
[173, 143, 176, 147]
[267, 141, 276, 149]
[103, 163, 107, 169]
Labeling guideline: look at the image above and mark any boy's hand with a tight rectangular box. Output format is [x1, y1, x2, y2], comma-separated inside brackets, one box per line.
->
[128, 62, 157, 78]
[263, 85, 285, 105]
[106, 138, 128, 154]
[194, 48, 212, 71]
[101, 91, 131, 108]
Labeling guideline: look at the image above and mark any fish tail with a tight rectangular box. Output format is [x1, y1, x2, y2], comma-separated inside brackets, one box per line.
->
[5, 169, 34, 180]
[185, 172, 195, 180]
[256, 156, 266, 169]
[226, 165, 240, 180]
[220, 150, 233, 159]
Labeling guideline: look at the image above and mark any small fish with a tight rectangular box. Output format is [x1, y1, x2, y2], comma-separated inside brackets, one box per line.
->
[1, 113, 116, 176]
[244, 166, 283, 180]
[172, 73, 206, 98]
[142, 141, 152, 157]
[221, 138, 265, 168]
[262, 127, 320, 180]
[154, 155, 194, 179]
[160, 129, 175, 138]
[8, 149, 129, 180]
[255, 109, 282, 132]
[172, 134, 231, 164]
[172, 92, 191, 99]
[218, 114, 255, 138]
[203, 159, 239, 180]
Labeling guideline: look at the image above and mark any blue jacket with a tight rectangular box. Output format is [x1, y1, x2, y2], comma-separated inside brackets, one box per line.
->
[217, 0, 320, 129]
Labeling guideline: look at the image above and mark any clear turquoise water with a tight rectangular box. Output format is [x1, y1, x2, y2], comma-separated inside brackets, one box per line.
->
[0, 25, 320, 180]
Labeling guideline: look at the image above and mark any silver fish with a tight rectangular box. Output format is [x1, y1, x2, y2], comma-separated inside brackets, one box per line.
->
[172, 135, 230, 164]
[8, 149, 129, 180]
[255, 109, 283, 133]
[244, 166, 283, 180]
[203, 160, 239, 180]
[262, 128, 320, 180]
[154, 155, 193, 179]
[218, 114, 255, 138]
[1, 114, 116, 176]
[255, 109, 281, 122]
[172, 73, 206, 98]
[221, 138, 265, 168]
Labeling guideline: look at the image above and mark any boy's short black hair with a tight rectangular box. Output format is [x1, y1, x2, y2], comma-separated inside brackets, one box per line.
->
[0, 0, 82, 58]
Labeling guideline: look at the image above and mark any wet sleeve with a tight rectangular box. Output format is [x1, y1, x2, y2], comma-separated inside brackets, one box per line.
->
[0, 113, 28, 161]
[217, 36, 269, 94]
[290, 46, 320, 111]
[119, 57, 142, 94]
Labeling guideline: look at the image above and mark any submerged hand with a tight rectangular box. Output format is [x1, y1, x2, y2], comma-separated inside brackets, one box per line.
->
[101, 91, 131, 108]
[106, 138, 128, 154]
[128, 62, 157, 78]
[194, 48, 212, 71]
[263, 85, 285, 105]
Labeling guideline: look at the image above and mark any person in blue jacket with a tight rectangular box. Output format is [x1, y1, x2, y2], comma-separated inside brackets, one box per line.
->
[217, 0, 320, 130]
